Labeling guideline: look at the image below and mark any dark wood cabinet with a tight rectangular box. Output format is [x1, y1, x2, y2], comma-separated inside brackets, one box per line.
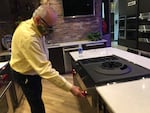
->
[82, 42, 106, 50]
[119, 0, 127, 16]
[139, 0, 150, 13]
[0, 0, 40, 22]
[126, 0, 138, 16]
[0, 0, 16, 21]
[119, 0, 150, 52]
[15, 0, 40, 21]
[48, 47, 65, 74]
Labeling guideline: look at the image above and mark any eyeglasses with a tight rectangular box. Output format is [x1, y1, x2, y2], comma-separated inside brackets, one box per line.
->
[40, 17, 53, 33]
[40, 17, 52, 28]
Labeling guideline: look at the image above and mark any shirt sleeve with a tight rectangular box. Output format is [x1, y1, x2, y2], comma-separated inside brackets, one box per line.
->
[21, 37, 73, 91]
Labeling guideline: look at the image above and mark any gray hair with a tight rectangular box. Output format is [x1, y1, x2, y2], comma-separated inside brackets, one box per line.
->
[32, 4, 48, 18]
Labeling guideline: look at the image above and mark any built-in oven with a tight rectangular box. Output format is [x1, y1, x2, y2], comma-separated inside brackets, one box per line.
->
[0, 63, 23, 111]
[119, 17, 126, 39]
[4, 63, 23, 108]
[138, 12, 150, 52]
[118, 0, 138, 49]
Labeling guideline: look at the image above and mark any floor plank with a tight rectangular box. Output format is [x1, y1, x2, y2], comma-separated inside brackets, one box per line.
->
[15, 74, 82, 113]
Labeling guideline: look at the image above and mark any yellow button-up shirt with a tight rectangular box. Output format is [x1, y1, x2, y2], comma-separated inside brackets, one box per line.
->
[10, 18, 72, 91]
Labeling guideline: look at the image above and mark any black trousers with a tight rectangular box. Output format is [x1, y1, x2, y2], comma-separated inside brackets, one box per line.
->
[10, 67, 45, 113]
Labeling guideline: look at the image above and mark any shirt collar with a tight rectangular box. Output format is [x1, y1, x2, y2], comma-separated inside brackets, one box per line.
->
[30, 18, 42, 38]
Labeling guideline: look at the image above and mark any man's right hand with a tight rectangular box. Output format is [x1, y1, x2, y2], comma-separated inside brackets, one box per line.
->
[70, 85, 85, 98]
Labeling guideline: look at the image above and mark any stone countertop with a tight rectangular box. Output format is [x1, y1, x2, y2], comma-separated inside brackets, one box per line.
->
[46, 39, 107, 49]
[70, 47, 150, 69]
[96, 78, 150, 113]
[0, 61, 8, 69]
[70, 47, 150, 113]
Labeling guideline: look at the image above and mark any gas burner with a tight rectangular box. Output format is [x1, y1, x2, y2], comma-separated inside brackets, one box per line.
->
[81, 55, 119, 64]
[95, 61, 132, 75]
[101, 61, 122, 69]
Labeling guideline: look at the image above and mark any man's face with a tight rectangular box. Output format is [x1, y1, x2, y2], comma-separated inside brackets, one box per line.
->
[37, 7, 57, 36]
[37, 17, 53, 35]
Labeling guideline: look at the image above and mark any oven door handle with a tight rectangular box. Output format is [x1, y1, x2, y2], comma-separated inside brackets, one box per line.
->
[83, 88, 98, 108]
[0, 81, 12, 98]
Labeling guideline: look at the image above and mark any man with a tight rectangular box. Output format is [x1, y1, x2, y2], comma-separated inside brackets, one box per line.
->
[9, 4, 84, 113]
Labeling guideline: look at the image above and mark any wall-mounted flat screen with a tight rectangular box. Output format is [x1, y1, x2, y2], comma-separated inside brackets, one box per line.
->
[62, 0, 95, 18]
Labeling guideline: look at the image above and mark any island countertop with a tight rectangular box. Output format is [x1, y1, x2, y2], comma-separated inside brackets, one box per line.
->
[0, 61, 8, 69]
[96, 78, 150, 113]
[70, 47, 150, 113]
[70, 47, 150, 70]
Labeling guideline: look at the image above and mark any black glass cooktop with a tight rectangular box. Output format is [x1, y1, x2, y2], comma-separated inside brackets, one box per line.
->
[77, 55, 150, 86]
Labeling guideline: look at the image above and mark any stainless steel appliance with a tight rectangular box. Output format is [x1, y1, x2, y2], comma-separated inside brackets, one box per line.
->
[0, 63, 23, 112]
[72, 55, 150, 113]
[3, 64, 23, 108]
[0, 64, 14, 113]
[138, 12, 150, 52]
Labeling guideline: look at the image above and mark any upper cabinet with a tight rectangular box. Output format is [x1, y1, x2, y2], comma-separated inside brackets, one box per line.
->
[0, 0, 40, 22]
[139, 0, 150, 13]
[0, 0, 16, 21]
[119, 0, 138, 17]
[126, 0, 138, 16]
[119, 0, 127, 16]
[15, 0, 40, 21]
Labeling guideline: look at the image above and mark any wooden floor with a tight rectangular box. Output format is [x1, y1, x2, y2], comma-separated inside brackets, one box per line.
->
[14, 74, 82, 113]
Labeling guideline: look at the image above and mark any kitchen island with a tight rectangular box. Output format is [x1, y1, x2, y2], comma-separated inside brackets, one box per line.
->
[46, 39, 107, 74]
[70, 47, 150, 113]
